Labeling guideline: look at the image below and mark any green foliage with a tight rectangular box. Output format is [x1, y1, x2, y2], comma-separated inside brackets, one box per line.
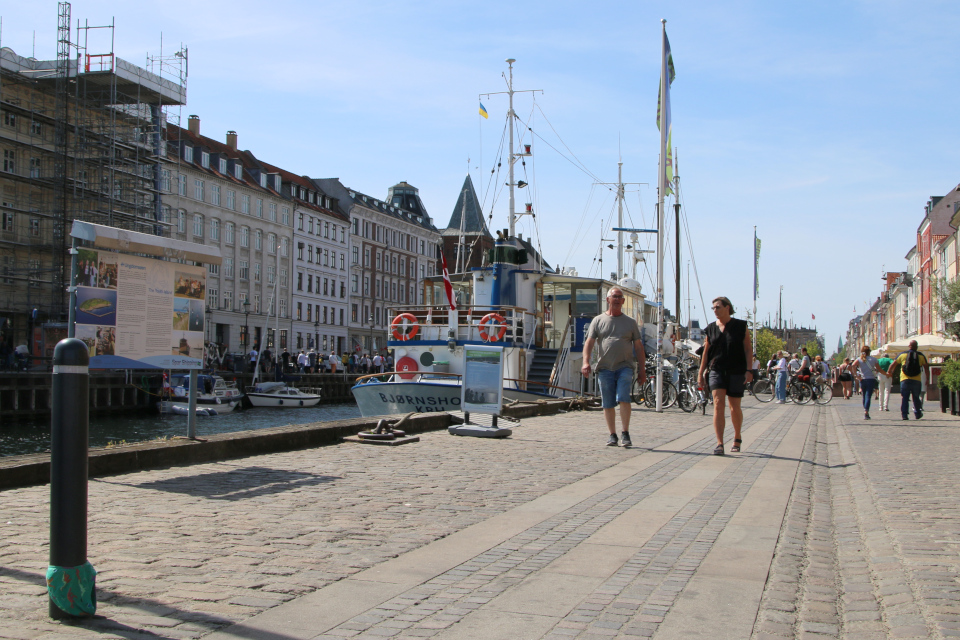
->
[938, 358, 960, 391]
[803, 339, 823, 359]
[755, 329, 784, 366]
[829, 351, 845, 366]
[935, 276, 960, 318]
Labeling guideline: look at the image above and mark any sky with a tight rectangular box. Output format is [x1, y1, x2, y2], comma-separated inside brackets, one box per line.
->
[4, 0, 960, 355]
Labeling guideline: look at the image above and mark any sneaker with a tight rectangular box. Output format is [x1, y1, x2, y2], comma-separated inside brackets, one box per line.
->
[864, 412, 870, 420]
[902, 416, 909, 420]
[621, 432, 632, 448]
[607, 434, 619, 446]
[916, 411, 923, 420]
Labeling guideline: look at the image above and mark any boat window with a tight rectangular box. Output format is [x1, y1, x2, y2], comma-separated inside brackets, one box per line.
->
[573, 285, 600, 318]
[542, 282, 571, 350]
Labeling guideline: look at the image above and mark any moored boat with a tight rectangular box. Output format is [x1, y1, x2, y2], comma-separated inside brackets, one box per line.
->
[246, 381, 322, 408]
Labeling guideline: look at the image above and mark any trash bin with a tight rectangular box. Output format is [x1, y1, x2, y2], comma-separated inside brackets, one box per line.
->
[433, 361, 449, 373]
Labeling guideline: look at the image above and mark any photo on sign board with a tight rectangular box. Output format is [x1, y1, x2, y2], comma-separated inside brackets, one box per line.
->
[76, 324, 115, 356]
[172, 297, 191, 331]
[462, 347, 504, 415]
[172, 330, 204, 358]
[96, 253, 118, 290]
[76, 248, 99, 288]
[188, 299, 205, 332]
[174, 271, 205, 300]
[75, 286, 117, 326]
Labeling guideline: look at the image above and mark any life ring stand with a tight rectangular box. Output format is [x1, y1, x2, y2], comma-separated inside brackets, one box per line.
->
[391, 313, 420, 341]
[479, 313, 508, 342]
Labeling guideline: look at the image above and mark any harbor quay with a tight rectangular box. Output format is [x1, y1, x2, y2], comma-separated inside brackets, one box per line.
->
[1, 402, 959, 639]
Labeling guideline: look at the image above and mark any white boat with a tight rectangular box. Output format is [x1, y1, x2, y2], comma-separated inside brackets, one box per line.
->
[352, 60, 661, 418]
[246, 382, 322, 408]
[158, 373, 241, 415]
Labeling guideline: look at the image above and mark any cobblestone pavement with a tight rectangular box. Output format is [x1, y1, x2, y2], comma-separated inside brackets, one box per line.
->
[4, 396, 959, 640]
[753, 398, 960, 640]
[0, 406, 706, 639]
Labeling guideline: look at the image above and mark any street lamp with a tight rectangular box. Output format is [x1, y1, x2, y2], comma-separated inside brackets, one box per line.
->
[242, 299, 251, 349]
[368, 314, 375, 354]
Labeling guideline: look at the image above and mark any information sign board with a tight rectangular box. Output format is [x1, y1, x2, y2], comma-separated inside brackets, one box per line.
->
[461, 345, 504, 415]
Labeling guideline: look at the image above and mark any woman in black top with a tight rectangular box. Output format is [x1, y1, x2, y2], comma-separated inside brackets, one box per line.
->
[697, 296, 752, 456]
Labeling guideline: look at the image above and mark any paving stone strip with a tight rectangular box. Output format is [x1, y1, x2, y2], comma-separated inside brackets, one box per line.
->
[310, 405, 787, 639]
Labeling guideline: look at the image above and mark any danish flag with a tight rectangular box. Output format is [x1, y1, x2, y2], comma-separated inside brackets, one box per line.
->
[439, 246, 457, 311]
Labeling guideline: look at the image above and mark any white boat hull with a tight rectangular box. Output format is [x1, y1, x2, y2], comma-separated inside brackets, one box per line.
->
[158, 399, 239, 416]
[246, 392, 322, 408]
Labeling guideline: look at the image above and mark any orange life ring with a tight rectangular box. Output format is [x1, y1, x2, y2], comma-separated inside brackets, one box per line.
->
[479, 313, 507, 342]
[391, 313, 419, 341]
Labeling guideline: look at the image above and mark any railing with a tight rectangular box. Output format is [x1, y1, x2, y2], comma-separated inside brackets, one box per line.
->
[387, 305, 537, 345]
[549, 317, 572, 394]
[353, 371, 591, 398]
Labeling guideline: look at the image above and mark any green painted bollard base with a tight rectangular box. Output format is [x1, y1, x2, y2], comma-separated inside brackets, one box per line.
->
[47, 562, 97, 618]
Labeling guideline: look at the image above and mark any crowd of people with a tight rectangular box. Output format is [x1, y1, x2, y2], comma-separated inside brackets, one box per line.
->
[244, 345, 394, 376]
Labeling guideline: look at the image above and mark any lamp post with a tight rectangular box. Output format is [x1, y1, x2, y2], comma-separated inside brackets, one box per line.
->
[242, 299, 251, 350]
[368, 314, 375, 354]
[314, 319, 319, 355]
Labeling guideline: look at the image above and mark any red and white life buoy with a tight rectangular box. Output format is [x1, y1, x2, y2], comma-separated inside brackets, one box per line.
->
[391, 313, 420, 341]
[396, 356, 419, 380]
[479, 313, 507, 342]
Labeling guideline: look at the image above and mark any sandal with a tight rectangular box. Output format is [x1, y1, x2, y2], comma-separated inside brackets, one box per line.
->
[731, 439, 741, 453]
[713, 443, 724, 456]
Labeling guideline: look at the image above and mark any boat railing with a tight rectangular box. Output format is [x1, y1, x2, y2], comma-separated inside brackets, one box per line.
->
[549, 318, 573, 394]
[352, 371, 592, 399]
[387, 305, 537, 344]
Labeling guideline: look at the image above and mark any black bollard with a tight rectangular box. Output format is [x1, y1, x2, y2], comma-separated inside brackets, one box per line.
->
[48, 338, 96, 618]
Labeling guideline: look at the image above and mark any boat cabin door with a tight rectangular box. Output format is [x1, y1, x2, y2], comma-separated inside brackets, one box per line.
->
[534, 281, 544, 347]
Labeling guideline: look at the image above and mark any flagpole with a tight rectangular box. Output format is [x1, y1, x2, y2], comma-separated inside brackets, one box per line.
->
[753, 226, 758, 355]
[655, 19, 668, 413]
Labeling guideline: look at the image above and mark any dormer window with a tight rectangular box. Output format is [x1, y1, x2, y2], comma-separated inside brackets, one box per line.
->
[184, 146, 194, 163]
[260, 173, 267, 189]
[219, 157, 227, 174]
[274, 175, 282, 191]
[201, 152, 210, 168]
[234, 162, 242, 180]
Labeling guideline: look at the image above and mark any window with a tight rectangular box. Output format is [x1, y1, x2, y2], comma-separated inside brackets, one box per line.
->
[324, 221, 330, 238]
[31, 119, 41, 135]
[341, 227, 346, 243]
[208, 263, 219, 276]
[240, 226, 249, 248]
[340, 282, 346, 298]
[297, 302, 302, 321]
[268, 233, 276, 253]
[324, 306, 328, 324]
[29, 218, 40, 236]
[305, 245, 311, 263]
[269, 203, 277, 221]
[239, 260, 249, 280]
[324, 278, 329, 296]
[254, 263, 261, 282]
[241, 194, 250, 214]
[219, 157, 227, 174]
[260, 173, 268, 189]
[297, 272, 303, 290]
[376, 253, 381, 270]
[351, 274, 358, 293]
[364, 249, 370, 267]
[193, 214, 203, 237]
[340, 253, 345, 270]
[226, 189, 235, 210]
[208, 288, 218, 309]
[280, 268, 287, 287]
[324, 249, 330, 267]
[256, 199, 263, 218]
[352, 304, 358, 322]
[316, 247, 321, 263]
[178, 174, 187, 196]
[254, 294, 261, 314]
[194, 179, 204, 201]
[1, 256, 12, 284]
[29, 157, 41, 178]
[281, 238, 289, 257]
[298, 213, 304, 231]
[353, 247, 359, 264]
[306, 305, 312, 321]
[225, 222, 235, 244]
[339, 309, 344, 325]
[364, 276, 369, 295]
[3, 149, 16, 173]
[223, 290, 233, 310]
[211, 184, 221, 206]
[184, 146, 193, 163]
[353, 218, 359, 235]
[161, 169, 171, 192]
[279, 299, 286, 319]
[234, 163, 243, 180]
[421, 240, 425, 255]
[307, 274, 313, 293]
[177, 210, 186, 233]
[308, 218, 314, 234]
[281, 206, 290, 225]
[201, 151, 210, 168]
[255, 230, 262, 251]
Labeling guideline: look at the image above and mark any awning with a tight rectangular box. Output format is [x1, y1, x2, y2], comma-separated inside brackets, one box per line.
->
[881, 334, 960, 357]
[89, 355, 164, 370]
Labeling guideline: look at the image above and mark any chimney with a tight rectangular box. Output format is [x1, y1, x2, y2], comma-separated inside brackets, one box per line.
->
[226, 130, 238, 151]
[188, 115, 200, 136]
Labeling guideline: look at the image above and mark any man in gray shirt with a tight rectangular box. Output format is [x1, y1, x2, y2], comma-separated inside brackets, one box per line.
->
[581, 287, 646, 448]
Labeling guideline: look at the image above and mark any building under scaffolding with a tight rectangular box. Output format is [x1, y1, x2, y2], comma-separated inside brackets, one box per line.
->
[0, 2, 186, 356]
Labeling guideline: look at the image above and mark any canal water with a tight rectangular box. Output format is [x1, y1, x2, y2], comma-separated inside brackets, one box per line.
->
[0, 403, 361, 457]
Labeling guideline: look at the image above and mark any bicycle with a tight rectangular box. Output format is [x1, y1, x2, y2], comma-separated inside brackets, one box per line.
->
[750, 370, 776, 403]
[810, 378, 834, 404]
[787, 375, 814, 404]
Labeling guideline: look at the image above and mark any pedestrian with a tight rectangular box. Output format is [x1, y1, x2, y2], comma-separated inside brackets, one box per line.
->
[297, 350, 308, 373]
[329, 350, 337, 374]
[698, 296, 751, 455]
[373, 352, 382, 373]
[248, 345, 258, 373]
[815, 355, 830, 384]
[850, 345, 888, 419]
[876, 351, 894, 411]
[773, 350, 789, 403]
[787, 353, 800, 377]
[888, 339, 929, 420]
[281, 347, 291, 373]
[581, 286, 646, 448]
[797, 348, 812, 383]
[749, 352, 760, 393]
[837, 358, 854, 399]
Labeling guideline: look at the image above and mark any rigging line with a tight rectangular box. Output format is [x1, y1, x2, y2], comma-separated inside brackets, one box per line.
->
[481, 120, 509, 211]
[564, 186, 615, 268]
[526, 127, 604, 184]
[532, 103, 603, 183]
[676, 181, 707, 325]
[562, 183, 598, 267]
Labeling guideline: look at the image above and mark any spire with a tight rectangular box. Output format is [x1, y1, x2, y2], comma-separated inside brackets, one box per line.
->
[445, 175, 490, 237]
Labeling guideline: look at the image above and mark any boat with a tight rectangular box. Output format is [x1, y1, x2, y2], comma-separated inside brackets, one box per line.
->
[158, 373, 241, 415]
[246, 381, 322, 408]
[352, 59, 662, 418]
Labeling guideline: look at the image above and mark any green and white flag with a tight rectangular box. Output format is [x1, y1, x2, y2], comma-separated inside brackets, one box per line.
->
[657, 31, 676, 195]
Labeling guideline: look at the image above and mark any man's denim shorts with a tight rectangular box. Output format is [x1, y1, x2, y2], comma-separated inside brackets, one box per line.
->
[597, 366, 634, 409]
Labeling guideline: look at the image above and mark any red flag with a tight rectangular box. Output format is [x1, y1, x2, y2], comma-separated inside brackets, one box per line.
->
[812, 314, 816, 320]
[439, 246, 457, 310]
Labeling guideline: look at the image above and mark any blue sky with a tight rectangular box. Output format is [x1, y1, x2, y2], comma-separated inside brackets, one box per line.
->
[4, 1, 960, 354]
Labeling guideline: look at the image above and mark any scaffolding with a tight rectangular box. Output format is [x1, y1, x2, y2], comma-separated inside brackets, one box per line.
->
[0, 2, 186, 352]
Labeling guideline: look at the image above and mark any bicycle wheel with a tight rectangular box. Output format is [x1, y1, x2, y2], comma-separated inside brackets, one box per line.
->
[752, 379, 774, 403]
[631, 377, 645, 406]
[790, 381, 813, 405]
[814, 382, 833, 404]
[677, 387, 697, 412]
[642, 379, 677, 409]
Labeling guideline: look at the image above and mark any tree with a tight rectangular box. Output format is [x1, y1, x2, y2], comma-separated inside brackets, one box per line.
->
[935, 276, 960, 319]
[755, 329, 785, 366]
[803, 339, 822, 359]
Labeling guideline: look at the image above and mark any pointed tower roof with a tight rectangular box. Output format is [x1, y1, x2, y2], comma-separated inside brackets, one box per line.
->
[443, 175, 491, 237]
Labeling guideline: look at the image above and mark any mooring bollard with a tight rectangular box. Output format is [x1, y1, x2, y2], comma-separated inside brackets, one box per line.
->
[48, 338, 97, 619]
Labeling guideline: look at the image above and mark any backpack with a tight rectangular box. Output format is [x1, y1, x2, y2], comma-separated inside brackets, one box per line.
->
[902, 350, 922, 377]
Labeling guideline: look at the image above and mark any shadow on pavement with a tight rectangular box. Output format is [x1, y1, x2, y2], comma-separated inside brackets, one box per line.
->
[98, 466, 341, 501]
